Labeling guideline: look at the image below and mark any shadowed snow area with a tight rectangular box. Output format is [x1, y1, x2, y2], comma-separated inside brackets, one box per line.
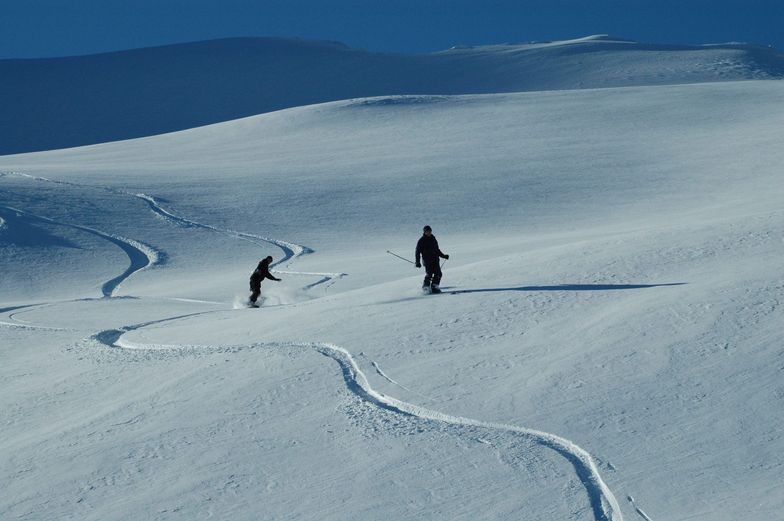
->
[1, 71, 784, 520]
[1, 34, 784, 154]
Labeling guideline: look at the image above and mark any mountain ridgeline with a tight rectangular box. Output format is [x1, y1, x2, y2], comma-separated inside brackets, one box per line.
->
[2, 35, 783, 155]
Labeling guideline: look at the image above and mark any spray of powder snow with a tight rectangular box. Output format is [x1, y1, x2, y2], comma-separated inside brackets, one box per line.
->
[233, 286, 315, 309]
[232, 294, 251, 309]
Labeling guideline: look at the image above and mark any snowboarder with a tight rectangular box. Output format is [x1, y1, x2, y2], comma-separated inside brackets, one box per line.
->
[415, 225, 449, 293]
[249, 256, 282, 307]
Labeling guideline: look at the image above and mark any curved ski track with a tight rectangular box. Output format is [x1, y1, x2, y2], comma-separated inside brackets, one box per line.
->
[0, 304, 68, 331]
[134, 193, 346, 288]
[85, 318, 625, 521]
[0, 205, 161, 298]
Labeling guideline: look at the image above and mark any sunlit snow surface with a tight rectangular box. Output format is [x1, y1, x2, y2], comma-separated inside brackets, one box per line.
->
[2, 79, 784, 520]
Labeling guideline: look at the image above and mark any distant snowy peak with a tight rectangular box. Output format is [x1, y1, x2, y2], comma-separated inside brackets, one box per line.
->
[2, 35, 783, 155]
[442, 33, 780, 54]
[444, 34, 637, 51]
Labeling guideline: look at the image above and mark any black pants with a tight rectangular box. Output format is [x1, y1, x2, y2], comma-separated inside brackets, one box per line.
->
[250, 283, 261, 303]
[423, 259, 442, 287]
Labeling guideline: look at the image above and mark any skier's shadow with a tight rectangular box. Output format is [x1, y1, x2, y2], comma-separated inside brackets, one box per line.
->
[376, 283, 686, 305]
[447, 283, 686, 294]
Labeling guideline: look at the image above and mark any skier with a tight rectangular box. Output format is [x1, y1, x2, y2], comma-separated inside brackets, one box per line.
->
[249, 256, 282, 307]
[415, 225, 449, 293]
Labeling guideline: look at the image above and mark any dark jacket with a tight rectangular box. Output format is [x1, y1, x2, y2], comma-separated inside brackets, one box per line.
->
[416, 234, 447, 264]
[250, 259, 279, 288]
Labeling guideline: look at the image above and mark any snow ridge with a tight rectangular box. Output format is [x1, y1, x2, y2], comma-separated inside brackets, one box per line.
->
[87, 323, 624, 521]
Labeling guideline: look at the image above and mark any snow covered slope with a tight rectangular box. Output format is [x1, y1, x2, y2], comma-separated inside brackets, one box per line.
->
[2, 34, 783, 155]
[2, 79, 784, 520]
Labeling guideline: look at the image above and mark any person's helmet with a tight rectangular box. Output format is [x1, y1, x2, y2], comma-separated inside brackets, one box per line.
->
[423, 225, 432, 232]
[265, 256, 273, 262]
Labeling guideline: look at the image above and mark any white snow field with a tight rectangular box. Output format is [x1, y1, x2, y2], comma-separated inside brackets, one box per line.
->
[2, 51, 784, 520]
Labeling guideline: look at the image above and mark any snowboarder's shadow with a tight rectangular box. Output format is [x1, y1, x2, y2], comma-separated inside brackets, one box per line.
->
[448, 283, 686, 294]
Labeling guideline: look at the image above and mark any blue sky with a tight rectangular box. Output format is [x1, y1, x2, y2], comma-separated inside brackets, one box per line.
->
[2, 0, 782, 58]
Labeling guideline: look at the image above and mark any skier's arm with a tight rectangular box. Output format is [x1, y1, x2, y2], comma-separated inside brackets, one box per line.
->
[435, 239, 449, 259]
[415, 239, 422, 267]
[265, 270, 281, 282]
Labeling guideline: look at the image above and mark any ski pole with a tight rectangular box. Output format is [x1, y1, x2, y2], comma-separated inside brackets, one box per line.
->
[386, 250, 415, 264]
[441, 257, 448, 269]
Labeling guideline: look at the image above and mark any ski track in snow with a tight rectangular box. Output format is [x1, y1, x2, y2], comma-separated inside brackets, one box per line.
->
[364, 356, 439, 402]
[133, 193, 305, 264]
[371, 360, 413, 392]
[627, 496, 654, 521]
[83, 315, 626, 521]
[133, 192, 346, 289]
[365, 356, 414, 393]
[0, 320, 65, 331]
[0, 304, 65, 331]
[0, 172, 346, 290]
[0, 305, 68, 331]
[3, 170, 645, 520]
[0, 205, 161, 298]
